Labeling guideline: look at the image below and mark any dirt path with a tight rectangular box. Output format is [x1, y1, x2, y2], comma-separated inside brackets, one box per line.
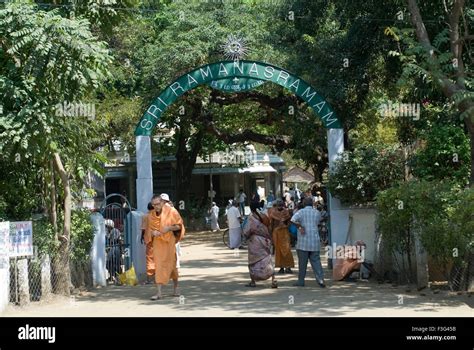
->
[2, 231, 473, 317]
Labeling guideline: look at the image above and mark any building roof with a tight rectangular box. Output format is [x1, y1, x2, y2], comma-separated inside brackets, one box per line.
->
[283, 166, 314, 184]
[192, 164, 277, 175]
[114, 152, 284, 166]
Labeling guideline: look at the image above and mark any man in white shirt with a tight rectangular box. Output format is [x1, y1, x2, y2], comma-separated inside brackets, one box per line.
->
[290, 197, 325, 288]
[235, 189, 247, 216]
[226, 200, 243, 249]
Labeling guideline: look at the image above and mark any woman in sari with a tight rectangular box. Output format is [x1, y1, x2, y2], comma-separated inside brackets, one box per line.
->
[243, 202, 278, 288]
[269, 199, 295, 274]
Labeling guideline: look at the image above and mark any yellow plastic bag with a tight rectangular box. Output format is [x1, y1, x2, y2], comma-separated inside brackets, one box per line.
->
[118, 265, 138, 286]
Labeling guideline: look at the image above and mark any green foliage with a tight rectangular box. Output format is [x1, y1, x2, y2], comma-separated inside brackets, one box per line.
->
[32, 218, 59, 258]
[32, 210, 94, 262]
[0, 157, 43, 221]
[0, 2, 111, 220]
[377, 180, 472, 271]
[327, 145, 405, 205]
[410, 125, 470, 185]
[70, 209, 95, 262]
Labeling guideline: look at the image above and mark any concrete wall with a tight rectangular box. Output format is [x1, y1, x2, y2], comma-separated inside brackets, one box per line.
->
[330, 207, 377, 264]
[347, 208, 377, 263]
[219, 174, 236, 198]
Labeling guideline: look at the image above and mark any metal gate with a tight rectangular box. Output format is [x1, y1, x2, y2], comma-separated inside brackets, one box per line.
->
[99, 194, 132, 284]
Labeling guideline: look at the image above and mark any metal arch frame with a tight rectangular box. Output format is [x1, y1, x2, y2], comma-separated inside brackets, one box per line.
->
[133, 60, 348, 272]
[135, 59, 343, 136]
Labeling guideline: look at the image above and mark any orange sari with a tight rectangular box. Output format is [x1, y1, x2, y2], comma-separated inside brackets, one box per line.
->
[270, 208, 294, 268]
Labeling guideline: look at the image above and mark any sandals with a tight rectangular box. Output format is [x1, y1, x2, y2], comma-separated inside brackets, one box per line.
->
[150, 295, 162, 301]
[271, 280, 278, 289]
[245, 281, 256, 287]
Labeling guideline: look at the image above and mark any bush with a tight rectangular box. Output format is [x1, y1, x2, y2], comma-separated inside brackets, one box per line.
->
[410, 125, 470, 185]
[32, 218, 59, 258]
[377, 180, 473, 281]
[327, 144, 405, 205]
[70, 209, 95, 263]
[32, 209, 94, 264]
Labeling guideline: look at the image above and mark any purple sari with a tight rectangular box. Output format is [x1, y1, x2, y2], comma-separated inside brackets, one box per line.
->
[243, 213, 274, 281]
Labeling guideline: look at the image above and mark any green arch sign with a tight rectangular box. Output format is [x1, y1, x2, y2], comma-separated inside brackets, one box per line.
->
[135, 60, 342, 136]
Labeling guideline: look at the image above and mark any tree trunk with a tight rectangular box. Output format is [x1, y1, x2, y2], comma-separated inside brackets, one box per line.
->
[175, 128, 205, 205]
[406, 0, 473, 186]
[311, 165, 321, 183]
[49, 160, 58, 235]
[52, 152, 71, 296]
[175, 99, 206, 207]
[466, 118, 474, 186]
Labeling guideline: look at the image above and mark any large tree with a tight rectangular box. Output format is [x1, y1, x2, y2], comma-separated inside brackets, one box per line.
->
[0, 3, 111, 294]
[397, 0, 473, 184]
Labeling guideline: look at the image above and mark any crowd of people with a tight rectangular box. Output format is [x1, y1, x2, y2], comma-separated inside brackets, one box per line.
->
[220, 187, 329, 289]
[134, 186, 328, 300]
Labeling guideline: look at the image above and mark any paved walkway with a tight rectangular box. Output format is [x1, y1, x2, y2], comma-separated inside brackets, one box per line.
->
[3, 231, 473, 317]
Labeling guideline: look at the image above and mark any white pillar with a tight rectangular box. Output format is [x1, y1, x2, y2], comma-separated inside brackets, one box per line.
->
[129, 211, 146, 282]
[136, 136, 153, 212]
[17, 258, 30, 305]
[40, 255, 52, 300]
[0, 222, 9, 313]
[90, 213, 106, 287]
[327, 129, 350, 263]
[327, 128, 344, 210]
[327, 129, 344, 175]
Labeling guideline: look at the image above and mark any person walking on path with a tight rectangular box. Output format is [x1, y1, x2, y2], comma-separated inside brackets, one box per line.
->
[146, 194, 185, 300]
[235, 189, 247, 216]
[141, 202, 155, 284]
[269, 199, 294, 274]
[243, 202, 278, 289]
[266, 190, 275, 207]
[208, 202, 220, 232]
[159, 194, 183, 269]
[226, 200, 242, 249]
[290, 197, 326, 288]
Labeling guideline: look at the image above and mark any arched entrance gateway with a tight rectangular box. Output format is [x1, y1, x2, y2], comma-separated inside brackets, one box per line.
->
[134, 60, 349, 255]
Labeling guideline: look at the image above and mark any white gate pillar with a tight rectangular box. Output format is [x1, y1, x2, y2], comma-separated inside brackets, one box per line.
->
[327, 129, 350, 261]
[136, 136, 153, 212]
[0, 222, 10, 314]
[90, 213, 106, 287]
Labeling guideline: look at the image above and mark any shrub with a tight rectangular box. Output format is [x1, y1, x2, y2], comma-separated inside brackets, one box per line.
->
[410, 125, 470, 185]
[32, 209, 94, 263]
[70, 209, 95, 263]
[327, 144, 405, 205]
[377, 180, 473, 282]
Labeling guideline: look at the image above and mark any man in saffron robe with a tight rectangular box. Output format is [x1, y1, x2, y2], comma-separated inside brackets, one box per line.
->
[141, 202, 155, 284]
[147, 194, 185, 300]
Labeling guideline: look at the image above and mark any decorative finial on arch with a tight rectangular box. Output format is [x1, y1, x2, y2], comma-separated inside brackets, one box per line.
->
[220, 34, 250, 61]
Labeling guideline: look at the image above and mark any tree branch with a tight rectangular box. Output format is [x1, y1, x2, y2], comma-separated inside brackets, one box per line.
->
[200, 111, 291, 150]
[406, 0, 461, 97]
[210, 90, 300, 110]
[449, 0, 466, 88]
